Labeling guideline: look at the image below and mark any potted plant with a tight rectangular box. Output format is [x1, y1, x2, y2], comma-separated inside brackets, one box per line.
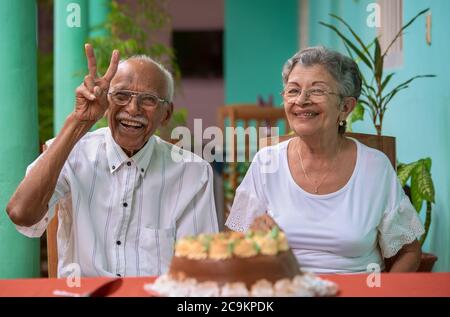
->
[320, 9, 438, 271]
[320, 9, 435, 136]
[398, 159, 437, 271]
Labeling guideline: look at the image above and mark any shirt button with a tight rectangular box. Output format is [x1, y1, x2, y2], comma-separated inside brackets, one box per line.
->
[112, 165, 116, 170]
[116, 274, 121, 277]
[127, 162, 131, 166]
[141, 168, 144, 173]
[123, 202, 128, 207]
[116, 240, 121, 246]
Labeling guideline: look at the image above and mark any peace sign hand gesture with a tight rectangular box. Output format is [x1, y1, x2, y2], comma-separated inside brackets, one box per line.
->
[74, 44, 120, 123]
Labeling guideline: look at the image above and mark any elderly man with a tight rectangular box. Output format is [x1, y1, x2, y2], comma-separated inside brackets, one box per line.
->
[6, 44, 218, 277]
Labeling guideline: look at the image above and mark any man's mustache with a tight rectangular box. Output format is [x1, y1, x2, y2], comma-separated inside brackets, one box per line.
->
[115, 113, 149, 125]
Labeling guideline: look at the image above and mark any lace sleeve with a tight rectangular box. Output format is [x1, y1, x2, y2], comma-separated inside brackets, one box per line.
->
[378, 196, 425, 258]
[225, 189, 267, 232]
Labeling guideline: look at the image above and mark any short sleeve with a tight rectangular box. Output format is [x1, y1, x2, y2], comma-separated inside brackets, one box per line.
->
[15, 141, 71, 238]
[378, 195, 425, 258]
[225, 152, 268, 232]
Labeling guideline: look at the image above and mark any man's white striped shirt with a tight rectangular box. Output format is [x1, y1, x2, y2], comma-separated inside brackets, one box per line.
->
[17, 128, 218, 277]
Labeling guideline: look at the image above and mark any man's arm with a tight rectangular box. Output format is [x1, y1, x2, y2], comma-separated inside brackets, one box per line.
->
[6, 115, 92, 226]
[6, 44, 119, 227]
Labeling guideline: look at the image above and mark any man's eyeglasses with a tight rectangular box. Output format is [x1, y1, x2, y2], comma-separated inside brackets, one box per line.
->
[108, 90, 169, 109]
[281, 87, 341, 101]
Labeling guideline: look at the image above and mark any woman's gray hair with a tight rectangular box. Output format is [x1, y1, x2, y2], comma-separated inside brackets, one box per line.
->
[282, 46, 362, 99]
[120, 55, 174, 103]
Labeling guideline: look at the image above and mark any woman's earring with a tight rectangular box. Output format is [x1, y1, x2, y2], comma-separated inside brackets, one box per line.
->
[338, 120, 347, 134]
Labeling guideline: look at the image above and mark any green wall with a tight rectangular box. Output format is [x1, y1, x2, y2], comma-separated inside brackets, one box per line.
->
[225, 0, 299, 106]
[54, 0, 89, 134]
[0, 0, 40, 278]
[308, 0, 450, 271]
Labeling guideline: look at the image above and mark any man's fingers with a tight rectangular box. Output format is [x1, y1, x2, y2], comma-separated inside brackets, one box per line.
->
[103, 49, 120, 82]
[93, 86, 102, 97]
[84, 75, 95, 91]
[85, 43, 98, 79]
[76, 85, 96, 101]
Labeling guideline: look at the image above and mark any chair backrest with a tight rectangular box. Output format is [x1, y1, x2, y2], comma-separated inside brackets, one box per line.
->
[218, 105, 288, 162]
[262, 132, 396, 169]
[41, 144, 58, 278]
[217, 105, 289, 216]
[46, 209, 58, 278]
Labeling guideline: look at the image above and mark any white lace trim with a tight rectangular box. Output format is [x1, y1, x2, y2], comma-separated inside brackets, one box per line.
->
[378, 196, 425, 258]
[225, 189, 266, 232]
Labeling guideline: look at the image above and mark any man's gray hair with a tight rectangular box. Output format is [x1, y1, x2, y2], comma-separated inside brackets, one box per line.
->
[282, 46, 362, 99]
[121, 55, 174, 103]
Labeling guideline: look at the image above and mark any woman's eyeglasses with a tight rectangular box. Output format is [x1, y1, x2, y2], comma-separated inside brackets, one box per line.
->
[281, 87, 341, 101]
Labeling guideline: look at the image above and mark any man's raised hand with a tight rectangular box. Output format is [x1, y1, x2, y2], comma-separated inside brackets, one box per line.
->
[74, 44, 120, 122]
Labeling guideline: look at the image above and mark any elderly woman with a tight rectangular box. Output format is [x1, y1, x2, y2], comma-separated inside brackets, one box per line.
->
[225, 46, 424, 273]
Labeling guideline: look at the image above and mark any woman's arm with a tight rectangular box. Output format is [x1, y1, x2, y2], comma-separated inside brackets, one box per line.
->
[388, 239, 422, 272]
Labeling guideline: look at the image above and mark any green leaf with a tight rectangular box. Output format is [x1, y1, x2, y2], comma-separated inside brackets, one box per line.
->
[359, 97, 376, 121]
[374, 38, 383, 83]
[364, 82, 377, 95]
[348, 102, 365, 124]
[410, 160, 436, 213]
[381, 85, 410, 112]
[397, 161, 417, 186]
[423, 157, 432, 171]
[381, 73, 395, 92]
[343, 42, 356, 61]
[366, 94, 378, 110]
[329, 14, 374, 63]
[319, 22, 373, 69]
[415, 160, 435, 203]
[410, 170, 423, 212]
[381, 75, 435, 111]
[382, 8, 430, 57]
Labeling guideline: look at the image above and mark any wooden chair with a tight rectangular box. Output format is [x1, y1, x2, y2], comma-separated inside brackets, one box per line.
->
[46, 209, 59, 278]
[217, 105, 289, 217]
[41, 144, 58, 278]
[262, 132, 396, 169]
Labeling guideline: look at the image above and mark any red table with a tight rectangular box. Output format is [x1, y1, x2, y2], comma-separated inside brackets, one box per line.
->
[0, 273, 449, 297]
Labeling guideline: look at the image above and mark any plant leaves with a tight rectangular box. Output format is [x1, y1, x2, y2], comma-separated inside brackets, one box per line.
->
[374, 38, 383, 84]
[397, 161, 417, 186]
[415, 159, 435, 203]
[410, 169, 423, 212]
[329, 13, 374, 63]
[382, 8, 430, 57]
[349, 102, 365, 122]
[343, 42, 355, 60]
[381, 75, 435, 111]
[423, 157, 432, 171]
[381, 85, 409, 112]
[410, 160, 436, 213]
[381, 73, 395, 92]
[319, 21, 373, 69]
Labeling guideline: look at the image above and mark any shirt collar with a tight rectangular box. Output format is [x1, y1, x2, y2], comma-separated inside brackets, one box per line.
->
[105, 128, 155, 177]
